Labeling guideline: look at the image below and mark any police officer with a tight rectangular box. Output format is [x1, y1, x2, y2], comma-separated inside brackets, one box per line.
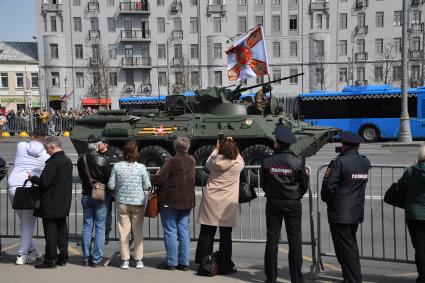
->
[321, 132, 371, 283]
[261, 126, 308, 283]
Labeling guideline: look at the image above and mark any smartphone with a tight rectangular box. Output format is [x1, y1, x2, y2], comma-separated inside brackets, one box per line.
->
[218, 133, 224, 141]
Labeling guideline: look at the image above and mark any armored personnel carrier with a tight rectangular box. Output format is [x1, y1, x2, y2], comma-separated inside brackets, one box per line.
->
[71, 74, 339, 184]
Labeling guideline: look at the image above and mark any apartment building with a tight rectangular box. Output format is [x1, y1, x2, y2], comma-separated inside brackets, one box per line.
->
[36, 0, 425, 109]
[0, 42, 40, 112]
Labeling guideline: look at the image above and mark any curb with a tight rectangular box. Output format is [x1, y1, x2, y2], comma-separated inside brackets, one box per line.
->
[381, 142, 423, 148]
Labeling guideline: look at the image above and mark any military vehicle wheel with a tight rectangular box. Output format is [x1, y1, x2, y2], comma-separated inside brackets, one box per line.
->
[193, 145, 215, 186]
[241, 145, 274, 186]
[139, 146, 171, 168]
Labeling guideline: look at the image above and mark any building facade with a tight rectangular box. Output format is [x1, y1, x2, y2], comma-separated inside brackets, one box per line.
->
[0, 42, 40, 112]
[36, 0, 425, 109]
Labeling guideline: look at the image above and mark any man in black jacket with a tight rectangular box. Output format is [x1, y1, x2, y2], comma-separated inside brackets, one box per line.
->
[29, 137, 73, 268]
[261, 126, 308, 283]
[321, 132, 371, 283]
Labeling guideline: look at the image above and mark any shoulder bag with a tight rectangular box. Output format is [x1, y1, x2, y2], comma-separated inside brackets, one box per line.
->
[144, 187, 159, 218]
[238, 181, 257, 204]
[197, 251, 220, 277]
[384, 182, 406, 209]
[12, 180, 40, 210]
[83, 154, 106, 201]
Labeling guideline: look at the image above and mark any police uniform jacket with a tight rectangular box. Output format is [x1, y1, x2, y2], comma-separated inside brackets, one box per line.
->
[261, 148, 308, 200]
[321, 148, 371, 224]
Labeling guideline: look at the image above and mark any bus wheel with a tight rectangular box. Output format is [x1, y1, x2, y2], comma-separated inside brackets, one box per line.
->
[193, 145, 215, 186]
[139, 146, 171, 168]
[360, 125, 379, 142]
[241, 144, 274, 186]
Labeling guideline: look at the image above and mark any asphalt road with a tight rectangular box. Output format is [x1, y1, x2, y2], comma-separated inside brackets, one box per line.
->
[0, 137, 420, 282]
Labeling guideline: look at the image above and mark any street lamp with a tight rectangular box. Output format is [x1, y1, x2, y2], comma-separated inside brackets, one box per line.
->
[166, 22, 171, 96]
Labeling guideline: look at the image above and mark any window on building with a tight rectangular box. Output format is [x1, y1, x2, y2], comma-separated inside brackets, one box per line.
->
[357, 39, 365, 53]
[158, 44, 166, 59]
[255, 16, 263, 27]
[190, 17, 198, 33]
[107, 0, 114, 6]
[376, 12, 384, 27]
[339, 68, 348, 82]
[289, 41, 298, 57]
[315, 68, 324, 84]
[412, 36, 421, 51]
[238, 0, 247, 5]
[191, 71, 199, 87]
[412, 10, 421, 25]
[273, 0, 281, 4]
[190, 0, 198, 5]
[214, 71, 222, 86]
[255, 0, 264, 4]
[412, 65, 421, 79]
[325, 14, 329, 29]
[159, 72, 167, 86]
[0, 73, 8, 88]
[339, 40, 347, 56]
[31, 73, 38, 88]
[290, 69, 299, 84]
[72, 0, 81, 5]
[76, 72, 84, 87]
[50, 44, 59, 59]
[273, 41, 281, 58]
[109, 72, 117, 86]
[289, 16, 298, 31]
[272, 16, 281, 32]
[191, 44, 199, 59]
[75, 44, 83, 59]
[107, 17, 116, 32]
[238, 16, 247, 33]
[394, 11, 402, 26]
[394, 37, 402, 52]
[108, 44, 116, 59]
[16, 73, 23, 88]
[273, 68, 281, 84]
[51, 16, 57, 32]
[375, 38, 383, 54]
[288, 0, 296, 4]
[73, 17, 82, 32]
[214, 43, 222, 59]
[317, 14, 323, 29]
[174, 44, 182, 58]
[375, 66, 383, 82]
[51, 72, 60, 88]
[213, 17, 221, 33]
[315, 40, 324, 57]
[393, 65, 401, 81]
[175, 72, 183, 85]
[157, 17, 165, 33]
[357, 67, 365, 81]
[174, 17, 182, 30]
[157, 0, 164, 5]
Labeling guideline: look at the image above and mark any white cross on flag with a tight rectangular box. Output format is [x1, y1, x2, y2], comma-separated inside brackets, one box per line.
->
[226, 26, 269, 81]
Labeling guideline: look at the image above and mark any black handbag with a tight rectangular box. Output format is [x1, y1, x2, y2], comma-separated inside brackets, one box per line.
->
[384, 182, 406, 209]
[238, 181, 257, 203]
[12, 180, 40, 210]
[197, 251, 220, 277]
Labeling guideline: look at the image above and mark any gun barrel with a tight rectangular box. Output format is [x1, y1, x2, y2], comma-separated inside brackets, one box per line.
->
[235, 73, 304, 93]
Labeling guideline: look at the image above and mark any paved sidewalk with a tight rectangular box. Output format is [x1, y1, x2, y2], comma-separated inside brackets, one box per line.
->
[0, 239, 418, 283]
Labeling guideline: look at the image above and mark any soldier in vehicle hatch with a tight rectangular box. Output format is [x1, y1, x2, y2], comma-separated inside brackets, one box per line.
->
[255, 84, 272, 115]
[321, 132, 371, 283]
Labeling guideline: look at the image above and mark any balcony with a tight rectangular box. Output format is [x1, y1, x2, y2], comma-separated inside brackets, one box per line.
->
[172, 57, 185, 66]
[138, 83, 152, 94]
[411, 0, 424, 5]
[207, 4, 227, 16]
[172, 30, 183, 40]
[88, 30, 100, 39]
[170, 1, 182, 13]
[121, 57, 152, 69]
[87, 1, 99, 12]
[41, 3, 62, 14]
[119, 2, 150, 14]
[120, 30, 151, 42]
[410, 23, 424, 33]
[355, 25, 368, 34]
[409, 50, 423, 60]
[89, 57, 101, 66]
[355, 52, 368, 61]
[309, 1, 329, 12]
[355, 0, 368, 9]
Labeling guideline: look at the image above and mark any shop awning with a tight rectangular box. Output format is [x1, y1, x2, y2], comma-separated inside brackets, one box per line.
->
[82, 98, 112, 106]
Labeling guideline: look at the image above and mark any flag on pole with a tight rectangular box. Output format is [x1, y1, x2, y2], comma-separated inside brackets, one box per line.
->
[25, 78, 31, 96]
[226, 26, 269, 81]
[60, 89, 74, 101]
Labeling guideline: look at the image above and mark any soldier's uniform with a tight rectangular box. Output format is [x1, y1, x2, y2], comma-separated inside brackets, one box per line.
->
[261, 126, 309, 283]
[255, 88, 268, 114]
[321, 132, 371, 283]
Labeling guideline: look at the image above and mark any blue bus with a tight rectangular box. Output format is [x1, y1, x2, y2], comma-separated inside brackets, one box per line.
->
[298, 85, 425, 142]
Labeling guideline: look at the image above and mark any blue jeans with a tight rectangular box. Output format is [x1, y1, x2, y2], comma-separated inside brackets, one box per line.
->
[81, 195, 108, 264]
[160, 206, 191, 266]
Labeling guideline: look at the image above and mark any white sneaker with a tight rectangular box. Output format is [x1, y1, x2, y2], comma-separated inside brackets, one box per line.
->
[16, 254, 36, 265]
[29, 249, 43, 259]
[120, 260, 129, 269]
[135, 260, 144, 269]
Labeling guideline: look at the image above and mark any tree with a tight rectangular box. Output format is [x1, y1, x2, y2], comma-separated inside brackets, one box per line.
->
[377, 41, 396, 85]
[172, 54, 199, 94]
[86, 44, 111, 109]
[313, 48, 329, 90]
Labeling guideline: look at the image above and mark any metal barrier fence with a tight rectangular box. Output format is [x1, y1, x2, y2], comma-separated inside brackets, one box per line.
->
[2, 117, 75, 135]
[0, 164, 317, 277]
[315, 164, 415, 277]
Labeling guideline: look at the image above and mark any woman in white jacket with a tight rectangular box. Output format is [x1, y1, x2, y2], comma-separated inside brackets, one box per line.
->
[8, 129, 49, 265]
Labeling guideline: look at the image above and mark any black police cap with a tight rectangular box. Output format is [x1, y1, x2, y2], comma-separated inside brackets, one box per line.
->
[275, 126, 296, 145]
[340, 131, 363, 145]
[100, 136, 109, 144]
[88, 134, 102, 144]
